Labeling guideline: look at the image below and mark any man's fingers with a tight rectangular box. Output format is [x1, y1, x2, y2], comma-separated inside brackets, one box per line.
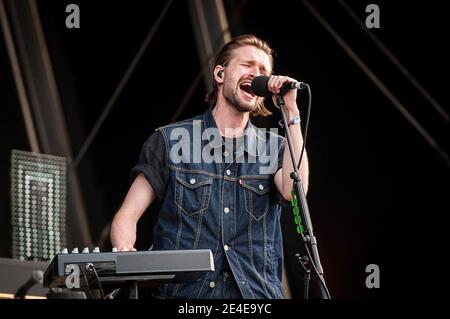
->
[115, 246, 136, 252]
[267, 75, 298, 94]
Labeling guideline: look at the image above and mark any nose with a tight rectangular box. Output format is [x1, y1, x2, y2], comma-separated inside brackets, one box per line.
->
[249, 67, 260, 79]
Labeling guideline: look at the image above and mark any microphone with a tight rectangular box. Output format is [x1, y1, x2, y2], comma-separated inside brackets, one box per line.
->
[14, 269, 43, 299]
[251, 75, 307, 98]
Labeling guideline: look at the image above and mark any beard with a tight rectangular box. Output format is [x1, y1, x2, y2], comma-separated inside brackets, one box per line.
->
[222, 78, 258, 113]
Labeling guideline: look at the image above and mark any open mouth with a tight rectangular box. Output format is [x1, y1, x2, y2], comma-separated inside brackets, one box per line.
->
[239, 82, 255, 98]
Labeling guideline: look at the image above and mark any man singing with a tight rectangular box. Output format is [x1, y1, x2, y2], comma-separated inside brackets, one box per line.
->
[110, 34, 309, 299]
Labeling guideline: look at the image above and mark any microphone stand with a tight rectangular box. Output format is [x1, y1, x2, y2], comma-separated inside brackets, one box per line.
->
[276, 94, 330, 299]
[295, 253, 311, 299]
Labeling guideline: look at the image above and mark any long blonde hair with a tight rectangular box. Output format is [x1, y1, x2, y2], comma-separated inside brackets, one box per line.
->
[205, 34, 274, 116]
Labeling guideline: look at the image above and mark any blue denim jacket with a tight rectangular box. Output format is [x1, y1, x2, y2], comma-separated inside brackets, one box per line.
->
[150, 107, 286, 299]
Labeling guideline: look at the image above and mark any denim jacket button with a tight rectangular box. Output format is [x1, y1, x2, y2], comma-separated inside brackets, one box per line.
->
[226, 169, 231, 176]
[224, 245, 230, 251]
[189, 178, 196, 185]
[224, 207, 230, 214]
[259, 184, 264, 191]
[209, 281, 215, 288]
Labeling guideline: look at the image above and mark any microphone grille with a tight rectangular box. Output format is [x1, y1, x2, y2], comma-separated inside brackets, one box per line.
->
[32, 270, 44, 283]
[251, 76, 271, 98]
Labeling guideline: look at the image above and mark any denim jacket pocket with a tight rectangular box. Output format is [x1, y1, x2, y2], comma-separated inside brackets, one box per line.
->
[242, 178, 271, 221]
[175, 171, 213, 216]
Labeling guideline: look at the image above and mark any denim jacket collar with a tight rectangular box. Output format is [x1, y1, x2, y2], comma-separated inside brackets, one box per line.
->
[204, 106, 266, 158]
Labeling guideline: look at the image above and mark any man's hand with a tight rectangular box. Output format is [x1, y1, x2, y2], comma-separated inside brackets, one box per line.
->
[110, 214, 138, 252]
[267, 75, 299, 114]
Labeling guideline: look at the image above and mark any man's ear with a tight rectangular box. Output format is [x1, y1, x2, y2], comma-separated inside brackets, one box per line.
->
[214, 65, 224, 83]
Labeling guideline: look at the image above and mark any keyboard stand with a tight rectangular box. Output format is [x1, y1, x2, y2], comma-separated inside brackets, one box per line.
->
[93, 274, 177, 299]
[126, 281, 138, 299]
